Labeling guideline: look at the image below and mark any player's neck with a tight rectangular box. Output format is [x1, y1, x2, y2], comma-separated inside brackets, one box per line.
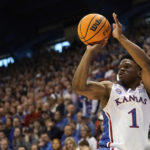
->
[127, 82, 141, 90]
[119, 79, 141, 90]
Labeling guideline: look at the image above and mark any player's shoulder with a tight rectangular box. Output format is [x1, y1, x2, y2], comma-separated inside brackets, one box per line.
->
[98, 81, 113, 105]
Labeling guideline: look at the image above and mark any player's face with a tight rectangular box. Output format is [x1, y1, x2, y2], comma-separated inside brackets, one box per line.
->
[118, 59, 141, 86]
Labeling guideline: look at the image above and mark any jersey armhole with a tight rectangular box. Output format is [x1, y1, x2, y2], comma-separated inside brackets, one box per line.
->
[102, 83, 115, 110]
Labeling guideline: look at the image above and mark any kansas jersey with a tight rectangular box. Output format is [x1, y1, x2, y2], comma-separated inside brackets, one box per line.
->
[99, 83, 150, 150]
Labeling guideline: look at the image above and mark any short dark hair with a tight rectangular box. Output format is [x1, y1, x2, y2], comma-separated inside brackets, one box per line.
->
[120, 54, 134, 62]
[120, 54, 141, 70]
[79, 140, 90, 147]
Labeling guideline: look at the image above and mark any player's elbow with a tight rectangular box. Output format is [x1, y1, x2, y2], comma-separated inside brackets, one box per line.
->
[72, 87, 87, 97]
[72, 83, 86, 94]
[72, 85, 83, 93]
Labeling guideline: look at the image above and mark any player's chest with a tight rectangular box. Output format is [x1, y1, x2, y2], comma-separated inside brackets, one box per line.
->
[112, 88, 149, 107]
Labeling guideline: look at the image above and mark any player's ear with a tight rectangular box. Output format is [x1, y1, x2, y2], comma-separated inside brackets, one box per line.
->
[138, 70, 141, 78]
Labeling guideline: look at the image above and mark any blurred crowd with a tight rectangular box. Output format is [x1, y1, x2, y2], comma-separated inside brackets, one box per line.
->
[0, 22, 149, 150]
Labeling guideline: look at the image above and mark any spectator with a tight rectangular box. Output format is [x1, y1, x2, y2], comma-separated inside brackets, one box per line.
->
[33, 119, 43, 137]
[76, 111, 83, 139]
[13, 128, 24, 150]
[23, 127, 38, 150]
[39, 132, 52, 150]
[61, 124, 78, 146]
[63, 84, 78, 106]
[0, 138, 11, 150]
[35, 100, 43, 113]
[17, 146, 27, 150]
[24, 104, 41, 126]
[81, 115, 96, 138]
[79, 125, 97, 150]
[0, 132, 6, 142]
[5, 117, 12, 137]
[64, 137, 77, 150]
[44, 118, 63, 140]
[9, 117, 21, 149]
[0, 122, 6, 135]
[31, 144, 40, 150]
[66, 104, 77, 123]
[54, 84, 62, 99]
[41, 111, 50, 121]
[42, 102, 50, 113]
[52, 138, 62, 150]
[76, 112, 82, 130]
[15, 105, 25, 122]
[12, 117, 21, 128]
[78, 140, 91, 150]
[48, 98, 58, 114]
[69, 121, 77, 138]
[54, 110, 68, 131]
[22, 101, 29, 116]
[55, 98, 65, 118]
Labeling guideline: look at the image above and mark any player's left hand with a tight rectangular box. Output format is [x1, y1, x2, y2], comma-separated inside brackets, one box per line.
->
[112, 13, 123, 40]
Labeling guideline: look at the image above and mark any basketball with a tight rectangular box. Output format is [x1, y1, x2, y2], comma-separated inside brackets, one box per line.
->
[77, 13, 111, 45]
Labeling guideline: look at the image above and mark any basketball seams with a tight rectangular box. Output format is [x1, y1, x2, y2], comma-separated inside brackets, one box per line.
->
[79, 23, 88, 45]
[80, 14, 97, 40]
[84, 19, 107, 43]
[77, 23, 83, 39]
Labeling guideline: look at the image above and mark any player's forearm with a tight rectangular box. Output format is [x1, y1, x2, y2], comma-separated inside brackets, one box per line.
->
[72, 49, 94, 92]
[118, 34, 150, 69]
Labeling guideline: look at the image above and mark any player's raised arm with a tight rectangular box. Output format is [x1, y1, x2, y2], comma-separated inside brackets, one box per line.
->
[112, 13, 150, 95]
[72, 42, 112, 106]
[112, 13, 150, 69]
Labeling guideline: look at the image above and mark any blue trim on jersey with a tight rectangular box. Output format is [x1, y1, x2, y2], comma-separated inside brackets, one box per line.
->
[99, 111, 111, 148]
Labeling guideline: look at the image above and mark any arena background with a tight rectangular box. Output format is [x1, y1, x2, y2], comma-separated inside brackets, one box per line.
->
[0, 0, 149, 57]
[0, 0, 150, 150]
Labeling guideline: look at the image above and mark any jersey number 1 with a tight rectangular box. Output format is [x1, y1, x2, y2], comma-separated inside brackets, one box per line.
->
[128, 108, 139, 128]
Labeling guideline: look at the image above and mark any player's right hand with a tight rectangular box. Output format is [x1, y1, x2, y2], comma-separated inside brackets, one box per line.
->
[86, 39, 107, 54]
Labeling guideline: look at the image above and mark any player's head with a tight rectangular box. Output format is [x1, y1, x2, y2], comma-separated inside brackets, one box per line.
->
[118, 54, 141, 87]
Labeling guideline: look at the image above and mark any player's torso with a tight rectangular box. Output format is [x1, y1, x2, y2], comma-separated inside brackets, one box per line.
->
[99, 83, 150, 150]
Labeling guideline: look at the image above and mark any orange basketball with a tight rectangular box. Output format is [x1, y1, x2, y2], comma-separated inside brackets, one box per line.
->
[77, 13, 111, 45]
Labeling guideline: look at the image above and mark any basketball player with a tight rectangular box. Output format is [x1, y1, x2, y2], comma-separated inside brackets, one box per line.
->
[72, 13, 150, 150]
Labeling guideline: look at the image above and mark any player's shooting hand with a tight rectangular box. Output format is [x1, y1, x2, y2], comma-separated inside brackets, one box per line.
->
[112, 13, 123, 40]
[86, 39, 107, 54]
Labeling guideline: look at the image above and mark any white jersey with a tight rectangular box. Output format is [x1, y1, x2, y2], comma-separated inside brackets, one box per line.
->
[99, 83, 150, 150]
